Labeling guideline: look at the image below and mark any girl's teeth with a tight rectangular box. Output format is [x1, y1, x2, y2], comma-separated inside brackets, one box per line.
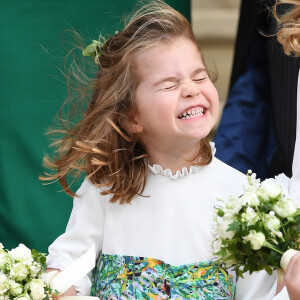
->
[179, 107, 205, 119]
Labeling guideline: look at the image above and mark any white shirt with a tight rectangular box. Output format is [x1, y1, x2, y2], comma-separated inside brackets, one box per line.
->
[47, 144, 286, 299]
[290, 69, 300, 203]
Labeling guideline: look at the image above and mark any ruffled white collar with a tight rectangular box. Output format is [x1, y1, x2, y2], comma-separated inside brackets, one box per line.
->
[148, 142, 216, 179]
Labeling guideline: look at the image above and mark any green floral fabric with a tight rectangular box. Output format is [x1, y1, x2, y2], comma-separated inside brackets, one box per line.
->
[91, 253, 235, 299]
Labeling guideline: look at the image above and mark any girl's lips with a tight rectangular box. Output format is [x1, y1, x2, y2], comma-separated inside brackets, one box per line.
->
[177, 106, 206, 119]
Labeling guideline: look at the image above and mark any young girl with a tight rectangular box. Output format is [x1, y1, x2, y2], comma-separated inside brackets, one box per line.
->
[44, 1, 288, 299]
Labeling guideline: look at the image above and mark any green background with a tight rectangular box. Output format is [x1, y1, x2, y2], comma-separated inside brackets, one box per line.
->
[1, 1, 190, 253]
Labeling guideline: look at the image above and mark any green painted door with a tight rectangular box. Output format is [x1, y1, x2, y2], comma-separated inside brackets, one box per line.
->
[0, 0, 190, 252]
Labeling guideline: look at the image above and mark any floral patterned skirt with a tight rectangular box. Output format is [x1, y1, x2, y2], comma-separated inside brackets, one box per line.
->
[90, 253, 235, 299]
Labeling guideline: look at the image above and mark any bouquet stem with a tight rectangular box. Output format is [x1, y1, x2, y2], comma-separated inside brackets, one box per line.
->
[263, 241, 284, 255]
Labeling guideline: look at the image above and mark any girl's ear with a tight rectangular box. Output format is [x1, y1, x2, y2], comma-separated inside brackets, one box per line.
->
[119, 112, 143, 134]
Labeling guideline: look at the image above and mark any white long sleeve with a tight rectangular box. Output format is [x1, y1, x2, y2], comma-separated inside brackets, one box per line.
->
[290, 69, 300, 204]
[47, 179, 106, 295]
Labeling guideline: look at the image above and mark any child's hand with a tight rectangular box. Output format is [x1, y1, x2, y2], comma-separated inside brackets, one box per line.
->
[59, 286, 77, 297]
[285, 252, 300, 300]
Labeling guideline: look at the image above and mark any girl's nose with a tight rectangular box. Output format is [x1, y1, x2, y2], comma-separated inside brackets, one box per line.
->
[181, 81, 201, 98]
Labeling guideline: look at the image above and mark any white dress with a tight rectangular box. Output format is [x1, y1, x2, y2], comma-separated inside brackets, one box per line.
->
[47, 144, 288, 299]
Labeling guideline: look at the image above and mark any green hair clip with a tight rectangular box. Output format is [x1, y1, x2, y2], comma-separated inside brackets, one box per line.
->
[82, 32, 118, 64]
[82, 40, 104, 64]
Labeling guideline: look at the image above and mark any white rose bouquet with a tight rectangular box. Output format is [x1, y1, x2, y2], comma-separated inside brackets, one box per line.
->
[0, 243, 55, 300]
[212, 171, 300, 277]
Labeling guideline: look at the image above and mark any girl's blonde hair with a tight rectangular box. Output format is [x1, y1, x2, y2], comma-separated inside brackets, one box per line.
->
[273, 0, 300, 56]
[41, 0, 213, 203]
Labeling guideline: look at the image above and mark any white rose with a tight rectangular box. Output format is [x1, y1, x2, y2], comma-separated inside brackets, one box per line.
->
[218, 216, 235, 239]
[257, 189, 270, 203]
[0, 273, 9, 295]
[0, 295, 9, 300]
[224, 196, 242, 213]
[9, 244, 32, 263]
[26, 279, 46, 300]
[10, 262, 29, 281]
[14, 293, 31, 300]
[273, 198, 297, 218]
[264, 212, 281, 231]
[9, 280, 23, 297]
[241, 207, 259, 225]
[0, 254, 12, 272]
[259, 179, 282, 199]
[226, 196, 247, 214]
[243, 230, 266, 250]
[240, 191, 260, 207]
[0, 244, 5, 254]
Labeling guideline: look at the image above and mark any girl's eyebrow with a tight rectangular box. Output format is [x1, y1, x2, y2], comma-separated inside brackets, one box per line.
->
[154, 67, 208, 86]
[191, 67, 208, 76]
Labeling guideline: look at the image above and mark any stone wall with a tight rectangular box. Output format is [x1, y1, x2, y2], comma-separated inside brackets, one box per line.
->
[191, 0, 241, 136]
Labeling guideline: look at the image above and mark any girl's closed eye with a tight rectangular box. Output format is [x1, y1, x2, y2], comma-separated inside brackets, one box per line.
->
[193, 72, 208, 82]
[194, 77, 206, 82]
[161, 82, 178, 90]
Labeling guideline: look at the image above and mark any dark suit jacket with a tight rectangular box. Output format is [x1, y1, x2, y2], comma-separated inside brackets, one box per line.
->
[229, 0, 299, 177]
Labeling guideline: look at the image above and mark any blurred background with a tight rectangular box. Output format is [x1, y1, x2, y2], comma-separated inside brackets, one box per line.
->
[0, 0, 240, 252]
[192, 0, 240, 136]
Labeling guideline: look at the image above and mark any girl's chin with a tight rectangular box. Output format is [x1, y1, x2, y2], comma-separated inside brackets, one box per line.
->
[178, 127, 214, 140]
[175, 135, 210, 146]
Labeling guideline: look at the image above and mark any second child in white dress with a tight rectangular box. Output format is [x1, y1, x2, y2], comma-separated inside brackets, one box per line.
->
[43, 1, 291, 299]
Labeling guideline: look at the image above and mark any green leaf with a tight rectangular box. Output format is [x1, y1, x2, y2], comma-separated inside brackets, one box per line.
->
[262, 203, 274, 211]
[227, 220, 241, 232]
[265, 266, 273, 275]
[216, 247, 227, 258]
[31, 249, 47, 268]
